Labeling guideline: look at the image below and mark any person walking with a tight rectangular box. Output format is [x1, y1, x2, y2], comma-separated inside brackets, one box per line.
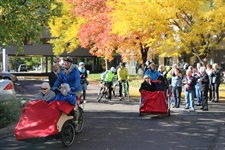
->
[78, 62, 88, 101]
[211, 63, 221, 103]
[170, 64, 183, 108]
[183, 69, 196, 110]
[198, 67, 209, 111]
[194, 62, 203, 106]
[49, 63, 60, 94]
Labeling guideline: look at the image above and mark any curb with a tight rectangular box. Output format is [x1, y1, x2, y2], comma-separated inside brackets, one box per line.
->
[0, 123, 16, 137]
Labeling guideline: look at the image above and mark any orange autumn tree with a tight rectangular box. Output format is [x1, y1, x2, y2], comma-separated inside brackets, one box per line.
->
[69, 0, 121, 61]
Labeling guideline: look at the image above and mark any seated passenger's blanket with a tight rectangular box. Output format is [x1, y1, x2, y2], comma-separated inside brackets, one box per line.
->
[140, 90, 168, 114]
[14, 100, 74, 140]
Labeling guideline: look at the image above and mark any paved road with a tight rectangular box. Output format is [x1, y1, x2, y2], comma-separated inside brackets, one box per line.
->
[1, 80, 225, 150]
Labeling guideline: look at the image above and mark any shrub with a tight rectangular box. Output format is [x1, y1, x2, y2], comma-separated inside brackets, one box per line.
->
[0, 99, 22, 128]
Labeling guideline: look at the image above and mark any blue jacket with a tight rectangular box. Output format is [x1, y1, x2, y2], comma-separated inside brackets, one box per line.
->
[53, 66, 81, 92]
[48, 92, 76, 105]
[144, 69, 162, 80]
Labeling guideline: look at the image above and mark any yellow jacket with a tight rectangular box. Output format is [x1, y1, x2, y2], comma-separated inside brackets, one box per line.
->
[117, 67, 129, 81]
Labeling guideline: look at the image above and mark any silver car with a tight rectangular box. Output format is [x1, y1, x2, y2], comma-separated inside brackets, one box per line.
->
[0, 79, 16, 100]
[2, 71, 18, 82]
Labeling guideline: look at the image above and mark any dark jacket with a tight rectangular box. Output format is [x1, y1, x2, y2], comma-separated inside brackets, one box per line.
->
[211, 69, 221, 84]
[49, 71, 58, 88]
[139, 81, 157, 93]
[199, 73, 209, 91]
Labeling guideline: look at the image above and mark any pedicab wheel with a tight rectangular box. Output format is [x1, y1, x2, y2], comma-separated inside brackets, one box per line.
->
[75, 107, 84, 134]
[61, 121, 75, 147]
[82, 90, 86, 100]
[167, 109, 170, 117]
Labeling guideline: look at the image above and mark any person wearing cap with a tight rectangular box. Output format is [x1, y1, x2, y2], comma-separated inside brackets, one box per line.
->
[51, 56, 81, 98]
[101, 67, 116, 101]
[117, 62, 129, 100]
[34, 82, 55, 101]
[78, 62, 88, 100]
[49, 62, 60, 94]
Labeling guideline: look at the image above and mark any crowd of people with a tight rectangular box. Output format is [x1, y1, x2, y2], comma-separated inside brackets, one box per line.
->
[140, 61, 222, 111]
[34, 56, 222, 113]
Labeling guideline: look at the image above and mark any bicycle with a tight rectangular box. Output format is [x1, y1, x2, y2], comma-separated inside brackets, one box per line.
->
[115, 80, 131, 101]
[96, 81, 109, 102]
[112, 81, 120, 97]
[122, 80, 130, 101]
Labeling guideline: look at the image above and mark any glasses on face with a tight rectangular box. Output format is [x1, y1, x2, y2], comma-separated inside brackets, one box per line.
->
[41, 88, 47, 90]
[144, 77, 150, 79]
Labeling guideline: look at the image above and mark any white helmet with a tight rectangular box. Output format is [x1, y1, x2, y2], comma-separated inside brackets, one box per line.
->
[110, 67, 116, 73]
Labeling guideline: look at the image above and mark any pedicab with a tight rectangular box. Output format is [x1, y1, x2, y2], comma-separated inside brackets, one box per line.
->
[139, 89, 171, 117]
[14, 97, 84, 147]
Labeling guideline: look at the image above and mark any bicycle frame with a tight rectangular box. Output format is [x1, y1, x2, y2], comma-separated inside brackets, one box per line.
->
[121, 80, 130, 101]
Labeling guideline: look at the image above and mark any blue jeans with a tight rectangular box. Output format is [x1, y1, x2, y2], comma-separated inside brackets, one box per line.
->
[185, 90, 195, 109]
[195, 84, 202, 104]
[172, 86, 182, 108]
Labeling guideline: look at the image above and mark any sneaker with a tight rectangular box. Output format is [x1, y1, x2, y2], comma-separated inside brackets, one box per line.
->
[119, 97, 124, 101]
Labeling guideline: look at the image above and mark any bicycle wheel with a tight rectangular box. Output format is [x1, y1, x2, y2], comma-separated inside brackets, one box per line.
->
[75, 107, 84, 133]
[97, 87, 104, 102]
[61, 121, 75, 147]
[113, 84, 119, 97]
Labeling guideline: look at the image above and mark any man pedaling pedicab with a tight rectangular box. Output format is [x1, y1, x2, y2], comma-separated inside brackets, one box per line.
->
[51, 56, 81, 123]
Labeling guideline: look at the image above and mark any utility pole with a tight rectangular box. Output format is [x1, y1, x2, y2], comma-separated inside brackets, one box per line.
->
[2, 48, 8, 71]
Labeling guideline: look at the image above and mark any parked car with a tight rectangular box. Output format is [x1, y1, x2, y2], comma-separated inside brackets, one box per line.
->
[0, 80, 16, 100]
[18, 64, 28, 72]
[2, 71, 18, 82]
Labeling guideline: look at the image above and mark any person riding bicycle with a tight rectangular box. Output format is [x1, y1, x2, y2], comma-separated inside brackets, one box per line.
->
[51, 56, 81, 100]
[101, 67, 116, 101]
[78, 62, 88, 100]
[117, 62, 129, 100]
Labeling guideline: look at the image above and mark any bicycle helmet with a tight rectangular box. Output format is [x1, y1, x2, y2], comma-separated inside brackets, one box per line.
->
[145, 60, 151, 66]
[110, 67, 116, 73]
[79, 62, 85, 66]
[119, 62, 126, 67]
[63, 56, 73, 63]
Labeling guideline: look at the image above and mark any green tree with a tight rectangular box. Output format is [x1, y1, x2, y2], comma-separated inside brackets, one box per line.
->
[0, 0, 62, 50]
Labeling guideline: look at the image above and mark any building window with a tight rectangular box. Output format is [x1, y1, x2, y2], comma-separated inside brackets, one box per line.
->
[164, 57, 172, 66]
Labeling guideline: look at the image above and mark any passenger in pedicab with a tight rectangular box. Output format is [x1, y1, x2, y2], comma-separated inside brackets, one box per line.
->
[155, 75, 168, 92]
[48, 83, 76, 105]
[49, 83, 78, 120]
[139, 75, 157, 107]
[34, 82, 55, 101]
